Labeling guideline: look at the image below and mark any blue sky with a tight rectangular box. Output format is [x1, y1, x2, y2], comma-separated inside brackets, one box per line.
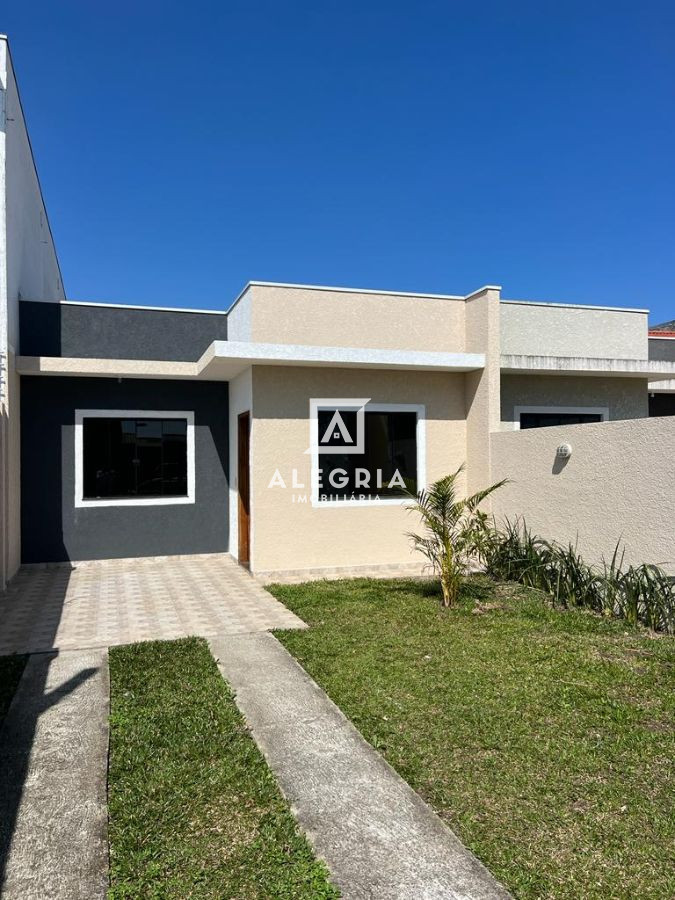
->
[4, 1, 674, 322]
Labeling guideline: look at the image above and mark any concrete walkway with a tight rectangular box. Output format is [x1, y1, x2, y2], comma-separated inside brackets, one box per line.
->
[210, 632, 511, 900]
[0, 649, 109, 899]
[0, 554, 304, 655]
[0, 578, 510, 899]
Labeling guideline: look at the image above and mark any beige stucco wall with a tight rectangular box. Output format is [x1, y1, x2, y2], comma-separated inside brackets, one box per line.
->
[500, 374, 649, 428]
[244, 285, 467, 352]
[501, 302, 648, 360]
[490, 417, 675, 572]
[249, 365, 467, 573]
[465, 288, 501, 495]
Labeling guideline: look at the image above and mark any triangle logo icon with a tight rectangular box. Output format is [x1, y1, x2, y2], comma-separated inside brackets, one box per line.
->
[320, 410, 353, 445]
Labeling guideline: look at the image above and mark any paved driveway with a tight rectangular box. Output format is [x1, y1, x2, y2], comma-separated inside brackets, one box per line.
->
[0, 554, 305, 655]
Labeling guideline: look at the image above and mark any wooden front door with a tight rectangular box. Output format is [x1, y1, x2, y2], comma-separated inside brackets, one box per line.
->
[237, 412, 251, 567]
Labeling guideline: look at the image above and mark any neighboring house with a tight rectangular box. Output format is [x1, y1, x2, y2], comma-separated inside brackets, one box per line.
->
[1, 36, 674, 587]
[647, 321, 675, 417]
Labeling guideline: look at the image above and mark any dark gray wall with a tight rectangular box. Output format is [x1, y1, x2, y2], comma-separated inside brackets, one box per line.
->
[21, 377, 229, 563]
[20, 302, 228, 361]
[649, 337, 675, 363]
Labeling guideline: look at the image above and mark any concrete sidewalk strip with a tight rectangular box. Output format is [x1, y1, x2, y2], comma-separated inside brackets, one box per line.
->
[0, 649, 109, 900]
[210, 633, 511, 900]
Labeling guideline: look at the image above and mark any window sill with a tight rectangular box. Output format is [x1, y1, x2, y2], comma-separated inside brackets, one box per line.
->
[75, 496, 195, 509]
[311, 496, 410, 509]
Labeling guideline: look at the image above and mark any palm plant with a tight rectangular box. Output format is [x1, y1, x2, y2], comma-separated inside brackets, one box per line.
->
[407, 466, 507, 607]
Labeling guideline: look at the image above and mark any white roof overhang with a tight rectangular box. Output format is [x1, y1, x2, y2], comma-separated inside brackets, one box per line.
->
[16, 341, 485, 381]
[501, 354, 675, 381]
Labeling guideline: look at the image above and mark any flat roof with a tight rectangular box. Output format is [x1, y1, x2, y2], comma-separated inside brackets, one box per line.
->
[24, 285, 650, 320]
[27, 299, 229, 316]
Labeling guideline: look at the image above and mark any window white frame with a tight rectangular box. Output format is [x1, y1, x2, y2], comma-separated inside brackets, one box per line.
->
[74, 409, 196, 508]
[513, 405, 609, 430]
[310, 402, 426, 508]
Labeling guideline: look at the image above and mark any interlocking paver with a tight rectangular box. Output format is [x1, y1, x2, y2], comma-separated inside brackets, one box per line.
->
[0, 554, 305, 655]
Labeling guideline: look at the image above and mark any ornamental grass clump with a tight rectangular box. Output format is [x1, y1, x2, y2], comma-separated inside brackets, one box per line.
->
[406, 466, 506, 608]
[616, 563, 674, 632]
[482, 518, 674, 633]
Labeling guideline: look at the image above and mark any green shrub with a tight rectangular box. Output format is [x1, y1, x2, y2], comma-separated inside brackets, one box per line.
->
[482, 519, 674, 634]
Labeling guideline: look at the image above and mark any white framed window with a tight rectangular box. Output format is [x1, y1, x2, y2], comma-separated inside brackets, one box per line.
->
[74, 410, 196, 508]
[513, 405, 609, 430]
[310, 402, 426, 508]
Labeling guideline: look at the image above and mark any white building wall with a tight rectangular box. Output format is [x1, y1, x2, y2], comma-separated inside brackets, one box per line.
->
[226, 286, 252, 341]
[501, 301, 648, 360]
[0, 37, 65, 586]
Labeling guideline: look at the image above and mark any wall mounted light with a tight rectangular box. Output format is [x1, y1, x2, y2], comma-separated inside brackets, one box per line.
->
[556, 443, 572, 459]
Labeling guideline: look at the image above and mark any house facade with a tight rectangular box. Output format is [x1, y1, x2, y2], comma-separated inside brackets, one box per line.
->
[11, 282, 675, 581]
[1, 36, 674, 587]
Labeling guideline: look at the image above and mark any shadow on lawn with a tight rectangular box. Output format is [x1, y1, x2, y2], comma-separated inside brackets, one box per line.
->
[409, 574, 497, 604]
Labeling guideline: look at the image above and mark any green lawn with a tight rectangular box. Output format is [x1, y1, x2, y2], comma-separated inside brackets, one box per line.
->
[0, 655, 26, 727]
[107, 637, 338, 899]
[271, 576, 675, 900]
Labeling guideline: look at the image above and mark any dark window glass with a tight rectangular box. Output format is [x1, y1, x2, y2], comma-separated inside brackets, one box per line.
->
[519, 412, 603, 429]
[82, 418, 188, 499]
[317, 410, 417, 501]
[649, 394, 675, 417]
